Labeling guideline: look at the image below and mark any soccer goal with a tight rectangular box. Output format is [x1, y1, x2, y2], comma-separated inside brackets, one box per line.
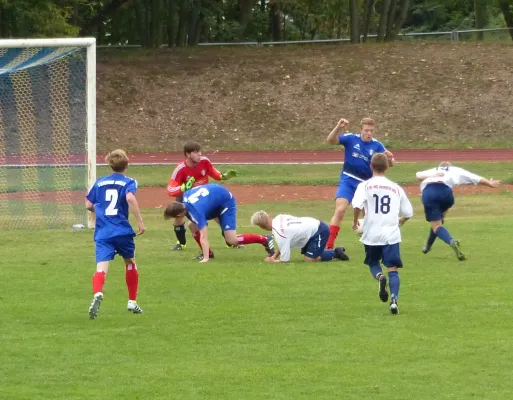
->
[0, 38, 96, 230]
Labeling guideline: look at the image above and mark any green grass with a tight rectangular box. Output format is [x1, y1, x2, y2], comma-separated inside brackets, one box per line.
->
[106, 162, 513, 187]
[2, 193, 513, 399]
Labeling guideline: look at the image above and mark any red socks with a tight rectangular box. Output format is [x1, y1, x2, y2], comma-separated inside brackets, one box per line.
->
[326, 225, 340, 249]
[236, 233, 267, 245]
[125, 263, 139, 301]
[92, 271, 106, 294]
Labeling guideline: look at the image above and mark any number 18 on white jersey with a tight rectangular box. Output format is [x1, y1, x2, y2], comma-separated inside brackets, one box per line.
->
[352, 176, 413, 245]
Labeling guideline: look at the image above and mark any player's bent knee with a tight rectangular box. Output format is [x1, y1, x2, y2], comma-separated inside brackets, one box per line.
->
[223, 230, 238, 245]
[173, 217, 185, 226]
[387, 266, 398, 272]
[303, 256, 319, 263]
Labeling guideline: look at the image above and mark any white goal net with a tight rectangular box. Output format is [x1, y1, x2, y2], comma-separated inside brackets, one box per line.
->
[0, 38, 96, 229]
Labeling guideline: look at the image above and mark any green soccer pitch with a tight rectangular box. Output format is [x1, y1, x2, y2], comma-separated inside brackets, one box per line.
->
[1, 187, 513, 399]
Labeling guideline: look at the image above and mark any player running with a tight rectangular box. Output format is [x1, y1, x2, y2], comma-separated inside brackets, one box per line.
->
[164, 183, 274, 262]
[85, 149, 145, 319]
[166, 140, 239, 251]
[325, 117, 394, 251]
[352, 153, 413, 315]
[416, 161, 501, 261]
[250, 211, 349, 263]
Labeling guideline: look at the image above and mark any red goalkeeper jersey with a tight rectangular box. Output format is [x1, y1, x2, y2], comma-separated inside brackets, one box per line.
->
[167, 157, 223, 197]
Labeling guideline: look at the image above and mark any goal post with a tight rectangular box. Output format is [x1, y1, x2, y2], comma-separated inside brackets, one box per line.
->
[0, 38, 96, 229]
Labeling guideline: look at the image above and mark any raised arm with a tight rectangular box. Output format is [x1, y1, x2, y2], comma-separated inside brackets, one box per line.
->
[326, 118, 348, 145]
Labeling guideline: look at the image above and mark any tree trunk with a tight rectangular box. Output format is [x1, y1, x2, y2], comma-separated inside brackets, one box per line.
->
[167, 0, 176, 46]
[361, 0, 375, 42]
[150, 0, 162, 47]
[474, 0, 487, 40]
[188, 0, 203, 46]
[0, 5, 9, 37]
[134, 0, 147, 46]
[349, 0, 360, 43]
[176, 0, 189, 46]
[498, 0, 513, 41]
[377, 0, 391, 42]
[386, 0, 409, 41]
[385, 0, 397, 41]
[238, 0, 257, 40]
[269, 1, 281, 41]
[260, 0, 266, 12]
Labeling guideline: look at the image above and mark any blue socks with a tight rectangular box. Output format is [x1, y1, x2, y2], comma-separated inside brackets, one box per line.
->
[388, 271, 400, 301]
[320, 250, 335, 262]
[435, 226, 453, 245]
[369, 263, 383, 279]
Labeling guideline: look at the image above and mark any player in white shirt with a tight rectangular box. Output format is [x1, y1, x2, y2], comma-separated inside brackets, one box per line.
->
[352, 153, 413, 315]
[250, 212, 349, 263]
[416, 161, 501, 260]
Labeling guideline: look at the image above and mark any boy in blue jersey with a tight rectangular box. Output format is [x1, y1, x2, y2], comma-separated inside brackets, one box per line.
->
[85, 149, 146, 319]
[325, 117, 395, 250]
[163, 183, 274, 262]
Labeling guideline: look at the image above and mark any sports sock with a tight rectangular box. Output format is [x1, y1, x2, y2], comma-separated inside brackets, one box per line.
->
[174, 224, 186, 245]
[369, 263, 383, 280]
[326, 225, 340, 249]
[237, 233, 267, 245]
[435, 226, 453, 245]
[193, 231, 214, 257]
[125, 263, 139, 301]
[388, 271, 400, 300]
[320, 250, 335, 261]
[92, 271, 106, 294]
[426, 228, 437, 247]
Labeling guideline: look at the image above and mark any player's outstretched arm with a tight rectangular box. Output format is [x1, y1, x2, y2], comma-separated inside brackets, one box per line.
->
[126, 192, 146, 235]
[479, 178, 501, 188]
[326, 118, 348, 145]
[220, 169, 238, 180]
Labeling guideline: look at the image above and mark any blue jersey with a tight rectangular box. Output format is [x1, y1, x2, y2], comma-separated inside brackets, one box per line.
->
[183, 184, 234, 230]
[86, 173, 137, 241]
[338, 133, 386, 181]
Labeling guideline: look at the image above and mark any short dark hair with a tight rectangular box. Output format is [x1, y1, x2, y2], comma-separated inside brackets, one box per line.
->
[371, 153, 389, 173]
[183, 140, 201, 156]
[164, 202, 186, 219]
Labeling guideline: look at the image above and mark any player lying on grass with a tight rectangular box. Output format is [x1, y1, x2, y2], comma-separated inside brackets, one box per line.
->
[85, 149, 145, 319]
[164, 183, 275, 262]
[166, 140, 239, 251]
[325, 117, 395, 251]
[250, 211, 349, 263]
[352, 153, 413, 315]
[416, 161, 501, 261]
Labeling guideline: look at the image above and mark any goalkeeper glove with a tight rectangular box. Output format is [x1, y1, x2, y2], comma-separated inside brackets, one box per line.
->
[221, 169, 238, 180]
[180, 176, 195, 192]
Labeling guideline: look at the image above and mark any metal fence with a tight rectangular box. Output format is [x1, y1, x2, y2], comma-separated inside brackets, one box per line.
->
[96, 27, 513, 48]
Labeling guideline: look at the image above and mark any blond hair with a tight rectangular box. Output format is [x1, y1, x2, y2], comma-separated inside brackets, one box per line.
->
[371, 153, 389, 173]
[439, 161, 452, 169]
[105, 149, 129, 172]
[250, 210, 270, 228]
[360, 117, 376, 127]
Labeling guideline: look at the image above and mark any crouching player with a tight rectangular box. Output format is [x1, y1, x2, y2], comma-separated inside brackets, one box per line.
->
[250, 211, 349, 263]
[164, 183, 274, 262]
[166, 140, 239, 251]
[352, 153, 413, 315]
[85, 149, 146, 319]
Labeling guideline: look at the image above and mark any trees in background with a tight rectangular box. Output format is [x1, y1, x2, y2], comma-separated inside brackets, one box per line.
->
[0, 0, 511, 46]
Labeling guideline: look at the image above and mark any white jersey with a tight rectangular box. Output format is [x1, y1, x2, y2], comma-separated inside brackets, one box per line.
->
[416, 166, 482, 192]
[272, 214, 320, 262]
[352, 176, 413, 246]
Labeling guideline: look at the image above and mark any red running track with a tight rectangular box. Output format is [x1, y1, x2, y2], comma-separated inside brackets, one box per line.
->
[1, 149, 513, 165]
[110, 149, 513, 164]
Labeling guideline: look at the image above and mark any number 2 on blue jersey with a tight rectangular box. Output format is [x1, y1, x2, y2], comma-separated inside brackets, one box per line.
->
[105, 189, 119, 216]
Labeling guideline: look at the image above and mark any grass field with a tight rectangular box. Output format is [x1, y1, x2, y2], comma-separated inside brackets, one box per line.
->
[2, 191, 513, 399]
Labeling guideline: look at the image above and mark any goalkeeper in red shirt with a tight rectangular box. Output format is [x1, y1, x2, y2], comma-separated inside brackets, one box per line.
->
[166, 140, 239, 251]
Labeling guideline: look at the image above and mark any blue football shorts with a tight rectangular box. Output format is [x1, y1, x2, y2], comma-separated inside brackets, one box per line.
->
[95, 235, 135, 263]
[301, 221, 330, 259]
[364, 243, 403, 268]
[335, 174, 362, 202]
[421, 183, 455, 222]
[218, 197, 237, 231]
